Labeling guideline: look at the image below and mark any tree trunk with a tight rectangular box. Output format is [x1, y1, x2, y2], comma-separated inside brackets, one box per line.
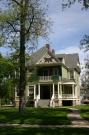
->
[19, 0, 26, 112]
[0, 98, 1, 107]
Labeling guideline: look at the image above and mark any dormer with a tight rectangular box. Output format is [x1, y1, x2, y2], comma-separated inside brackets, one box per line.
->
[58, 57, 65, 64]
[77, 62, 80, 67]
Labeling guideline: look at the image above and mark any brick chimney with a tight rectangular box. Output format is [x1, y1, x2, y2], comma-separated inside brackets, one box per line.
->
[45, 44, 51, 52]
[45, 44, 50, 49]
[52, 49, 55, 56]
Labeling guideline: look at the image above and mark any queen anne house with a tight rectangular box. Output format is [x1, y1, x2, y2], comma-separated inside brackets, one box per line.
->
[15, 44, 81, 107]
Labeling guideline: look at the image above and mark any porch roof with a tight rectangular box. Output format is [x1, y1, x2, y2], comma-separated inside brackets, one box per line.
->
[61, 78, 76, 85]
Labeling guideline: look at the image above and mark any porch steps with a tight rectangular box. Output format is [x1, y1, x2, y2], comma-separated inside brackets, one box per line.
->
[38, 100, 50, 108]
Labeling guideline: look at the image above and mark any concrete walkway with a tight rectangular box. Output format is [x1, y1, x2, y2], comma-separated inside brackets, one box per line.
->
[0, 123, 89, 128]
[68, 108, 89, 126]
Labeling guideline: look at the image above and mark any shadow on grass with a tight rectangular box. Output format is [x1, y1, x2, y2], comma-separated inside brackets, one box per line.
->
[0, 108, 70, 125]
[0, 127, 89, 135]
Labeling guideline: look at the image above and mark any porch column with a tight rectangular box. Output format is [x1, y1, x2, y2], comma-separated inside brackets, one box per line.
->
[75, 85, 77, 98]
[60, 84, 62, 97]
[53, 83, 55, 99]
[25, 84, 29, 103]
[34, 85, 36, 99]
[59, 84, 62, 106]
[72, 84, 75, 98]
[38, 84, 40, 99]
[58, 83, 59, 98]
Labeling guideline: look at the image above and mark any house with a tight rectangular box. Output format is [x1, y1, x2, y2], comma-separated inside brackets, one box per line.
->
[15, 44, 81, 107]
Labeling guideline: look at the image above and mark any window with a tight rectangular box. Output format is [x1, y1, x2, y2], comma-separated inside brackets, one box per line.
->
[62, 86, 72, 94]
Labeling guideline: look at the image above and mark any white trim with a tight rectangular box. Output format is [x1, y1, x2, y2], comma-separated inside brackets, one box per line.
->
[36, 52, 57, 64]
[58, 83, 59, 98]
[34, 85, 36, 99]
[36, 52, 47, 64]
[62, 82, 76, 85]
[38, 84, 40, 99]
[53, 83, 55, 99]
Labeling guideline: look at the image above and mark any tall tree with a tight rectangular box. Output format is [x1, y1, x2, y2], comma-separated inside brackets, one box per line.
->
[0, 0, 49, 112]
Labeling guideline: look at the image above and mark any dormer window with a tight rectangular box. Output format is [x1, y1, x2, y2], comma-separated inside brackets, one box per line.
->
[44, 57, 52, 63]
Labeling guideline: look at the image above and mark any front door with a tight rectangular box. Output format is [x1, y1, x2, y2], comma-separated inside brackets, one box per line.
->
[40, 85, 50, 99]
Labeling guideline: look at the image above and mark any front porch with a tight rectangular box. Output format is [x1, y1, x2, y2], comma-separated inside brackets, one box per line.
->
[27, 82, 80, 107]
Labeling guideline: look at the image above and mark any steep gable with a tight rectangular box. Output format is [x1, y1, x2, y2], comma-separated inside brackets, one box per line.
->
[27, 45, 80, 73]
[37, 53, 58, 64]
[27, 44, 59, 66]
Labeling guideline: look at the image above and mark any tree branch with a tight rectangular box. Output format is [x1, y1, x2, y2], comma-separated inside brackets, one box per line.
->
[25, 7, 34, 35]
[11, 0, 22, 7]
[6, 21, 19, 33]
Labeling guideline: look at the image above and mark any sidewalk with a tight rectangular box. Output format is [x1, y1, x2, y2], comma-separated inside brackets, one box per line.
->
[68, 108, 89, 126]
[0, 123, 89, 128]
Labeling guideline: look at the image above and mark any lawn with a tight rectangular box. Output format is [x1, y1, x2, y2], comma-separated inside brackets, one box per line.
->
[0, 107, 70, 125]
[0, 127, 89, 135]
[74, 105, 89, 121]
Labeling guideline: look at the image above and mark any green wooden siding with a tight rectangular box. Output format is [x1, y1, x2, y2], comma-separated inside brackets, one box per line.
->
[62, 66, 68, 79]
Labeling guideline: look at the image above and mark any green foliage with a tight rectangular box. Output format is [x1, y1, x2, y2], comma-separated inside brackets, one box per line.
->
[0, 55, 14, 103]
[0, 0, 50, 49]
[29, 73, 39, 83]
[51, 75, 59, 83]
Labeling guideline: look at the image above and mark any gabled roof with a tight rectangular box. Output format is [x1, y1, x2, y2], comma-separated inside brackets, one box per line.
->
[27, 44, 80, 73]
[56, 53, 80, 72]
[27, 44, 59, 66]
[27, 46, 47, 66]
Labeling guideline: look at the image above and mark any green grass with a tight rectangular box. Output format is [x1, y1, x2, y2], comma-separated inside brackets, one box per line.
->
[0, 127, 89, 135]
[73, 105, 89, 121]
[0, 107, 70, 125]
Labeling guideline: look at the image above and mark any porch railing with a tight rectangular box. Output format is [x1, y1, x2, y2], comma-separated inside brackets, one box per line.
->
[39, 75, 61, 81]
[62, 94, 73, 98]
[39, 76, 52, 81]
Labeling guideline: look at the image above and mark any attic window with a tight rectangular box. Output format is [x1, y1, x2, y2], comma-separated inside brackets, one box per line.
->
[44, 57, 52, 62]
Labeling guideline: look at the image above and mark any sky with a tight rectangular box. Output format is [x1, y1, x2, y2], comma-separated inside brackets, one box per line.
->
[38, 0, 89, 65]
[0, 0, 89, 65]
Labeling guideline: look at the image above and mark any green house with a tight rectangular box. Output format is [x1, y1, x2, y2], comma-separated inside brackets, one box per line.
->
[15, 44, 81, 107]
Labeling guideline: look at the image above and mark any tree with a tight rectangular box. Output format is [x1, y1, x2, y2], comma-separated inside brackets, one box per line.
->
[62, 0, 89, 9]
[0, 54, 14, 106]
[80, 36, 89, 90]
[0, 0, 49, 112]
